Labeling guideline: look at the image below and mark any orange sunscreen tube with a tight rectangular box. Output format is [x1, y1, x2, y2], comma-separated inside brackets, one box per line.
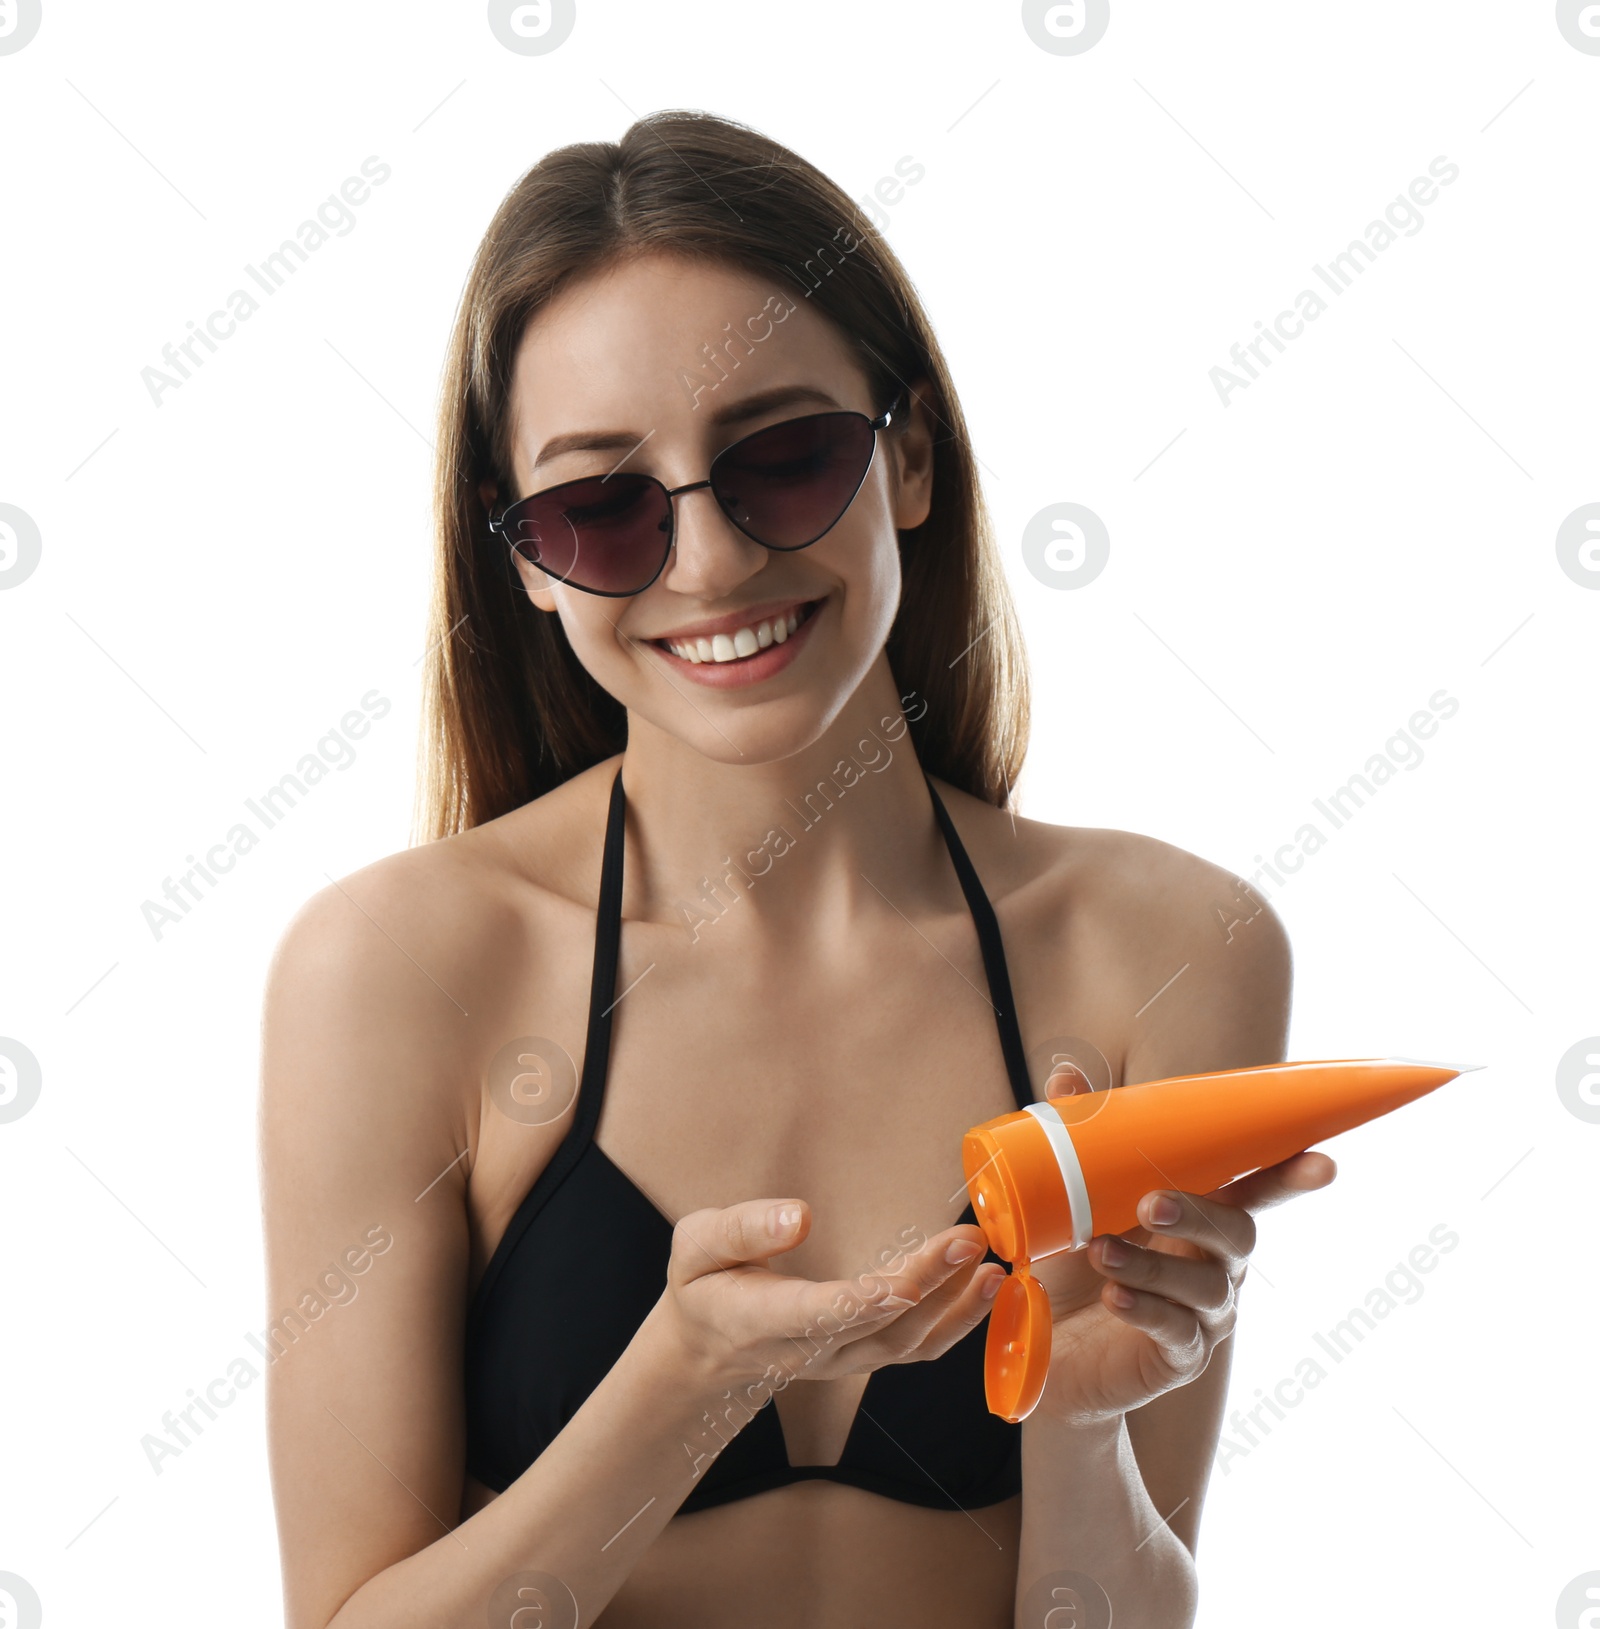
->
[961, 1057, 1478, 1422]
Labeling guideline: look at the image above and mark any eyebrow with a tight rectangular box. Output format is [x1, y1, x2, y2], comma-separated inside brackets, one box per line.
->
[529, 384, 845, 473]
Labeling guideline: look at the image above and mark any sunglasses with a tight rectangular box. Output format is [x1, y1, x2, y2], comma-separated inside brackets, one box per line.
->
[488, 391, 905, 597]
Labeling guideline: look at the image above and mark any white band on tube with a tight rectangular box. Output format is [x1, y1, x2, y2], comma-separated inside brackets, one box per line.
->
[1023, 1100, 1093, 1251]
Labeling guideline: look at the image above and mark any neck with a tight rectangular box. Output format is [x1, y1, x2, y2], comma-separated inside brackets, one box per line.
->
[614, 653, 954, 946]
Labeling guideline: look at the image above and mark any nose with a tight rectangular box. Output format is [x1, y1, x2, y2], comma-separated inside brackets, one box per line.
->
[659, 482, 770, 599]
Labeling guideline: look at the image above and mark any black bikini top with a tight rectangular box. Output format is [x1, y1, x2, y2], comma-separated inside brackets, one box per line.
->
[462, 766, 1035, 1513]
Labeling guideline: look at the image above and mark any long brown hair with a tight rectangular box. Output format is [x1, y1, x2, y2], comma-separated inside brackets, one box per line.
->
[415, 109, 1030, 842]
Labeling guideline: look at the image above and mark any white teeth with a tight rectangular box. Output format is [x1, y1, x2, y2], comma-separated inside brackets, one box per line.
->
[664, 602, 813, 663]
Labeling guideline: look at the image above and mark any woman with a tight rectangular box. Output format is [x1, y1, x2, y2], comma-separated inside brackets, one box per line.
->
[259, 109, 1333, 1629]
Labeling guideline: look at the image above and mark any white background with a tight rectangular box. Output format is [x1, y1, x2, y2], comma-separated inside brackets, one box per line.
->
[1, 2, 1596, 1625]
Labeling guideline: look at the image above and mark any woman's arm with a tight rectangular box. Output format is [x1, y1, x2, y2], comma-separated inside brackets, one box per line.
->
[1011, 852, 1298, 1628]
[259, 869, 744, 1629]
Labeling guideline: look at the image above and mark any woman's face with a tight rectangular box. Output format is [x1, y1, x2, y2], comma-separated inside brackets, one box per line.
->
[494, 250, 934, 766]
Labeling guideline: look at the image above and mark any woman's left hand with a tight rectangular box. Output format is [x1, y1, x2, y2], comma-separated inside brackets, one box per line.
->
[1025, 1148, 1337, 1428]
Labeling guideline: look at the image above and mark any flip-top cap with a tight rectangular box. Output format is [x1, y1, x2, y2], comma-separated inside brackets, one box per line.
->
[984, 1267, 1052, 1422]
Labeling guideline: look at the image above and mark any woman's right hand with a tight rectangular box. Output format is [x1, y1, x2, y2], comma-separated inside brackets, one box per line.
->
[659, 1197, 1005, 1394]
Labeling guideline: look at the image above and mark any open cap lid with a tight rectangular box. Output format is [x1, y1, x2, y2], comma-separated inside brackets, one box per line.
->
[983, 1267, 1052, 1422]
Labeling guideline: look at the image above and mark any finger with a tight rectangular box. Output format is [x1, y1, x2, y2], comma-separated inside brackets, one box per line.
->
[1206, 1150, 1337, 1215]
[845, 1223, 990, 1306]
[848, 1260, 1008, 1368]
[837, 1229, 1005, 1358]
[1088, 1234, 1234, 1320]
[668, 1198, 815, 1286]
[757, 1274, 924, 1389]
[906, 1259, 1009, 1353]
[1134, 1188, 1256, 1277]
[762, 1236, 999, 1390]
[667, 1197, 913, 1338]
[884, 1230, 1004, 1321]
[1099, 1279, 1206, 1371]
[677, 1200, 943, 1334]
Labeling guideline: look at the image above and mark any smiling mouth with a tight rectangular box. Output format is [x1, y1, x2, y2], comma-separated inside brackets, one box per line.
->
[651, 597, 825, 665]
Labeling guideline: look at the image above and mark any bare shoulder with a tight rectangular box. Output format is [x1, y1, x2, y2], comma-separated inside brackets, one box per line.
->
[925, 770, 1272, 927]
[926, 775, 1292, 1079]
[261, 754, 622, 1136]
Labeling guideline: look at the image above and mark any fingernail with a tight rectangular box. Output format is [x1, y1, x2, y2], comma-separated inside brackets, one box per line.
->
[1149, 1194, 1181, 1226]
[979, 1270, 1003, 1300]
[1100, 1236, 1129, 1267]
[945, 1239, 983, 1265]
[769, 1203, 801, 1234]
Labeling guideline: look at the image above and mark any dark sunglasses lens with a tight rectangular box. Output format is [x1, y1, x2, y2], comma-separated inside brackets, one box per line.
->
[711, 413, 876, 549]
[501, 474, 671, 594]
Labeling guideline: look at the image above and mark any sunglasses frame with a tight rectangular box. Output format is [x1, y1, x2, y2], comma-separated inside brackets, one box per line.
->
[488, 390, 907, 598]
